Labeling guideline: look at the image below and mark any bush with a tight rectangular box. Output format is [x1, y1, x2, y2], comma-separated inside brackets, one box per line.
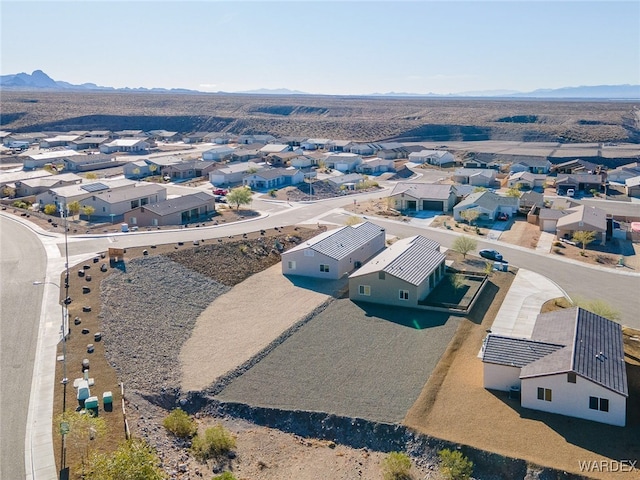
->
[12, 200, 30, 209]
[191, 425, 236, 461]
[212, 473, 237, 480]
[163, 408, 197, 438]
[382, 451, 412, 480]
[268, 188, 278, 197]
[438, 448, 473, 480]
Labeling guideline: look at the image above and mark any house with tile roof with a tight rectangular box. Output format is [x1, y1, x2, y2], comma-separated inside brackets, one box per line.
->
[349, 235, 446, 309]
[555, 204, 607, 244]
[124, 191, 216, 227]
[453, 190, 519, 221]
[281, 221, 386, 280]
[389, 182, 457, 212]
[481, 307, 628, 426]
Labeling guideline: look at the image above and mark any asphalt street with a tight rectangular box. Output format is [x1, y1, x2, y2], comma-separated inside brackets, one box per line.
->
[0, 216, 47, 480]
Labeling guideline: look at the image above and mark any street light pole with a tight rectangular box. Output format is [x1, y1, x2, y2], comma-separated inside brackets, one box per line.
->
[33, 279, 69, 476]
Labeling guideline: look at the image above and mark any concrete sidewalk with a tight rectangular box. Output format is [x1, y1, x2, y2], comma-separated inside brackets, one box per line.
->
[535, 231, 555, 253]
[489, 269, 569, 339]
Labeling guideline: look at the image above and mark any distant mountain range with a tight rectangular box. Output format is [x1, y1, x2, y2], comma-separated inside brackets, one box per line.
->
[1, 70, 639, 99]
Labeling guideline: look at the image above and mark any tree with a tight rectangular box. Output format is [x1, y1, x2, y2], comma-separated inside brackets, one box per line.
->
[450, 273, 466, 291]
[163, 408, 197, 438]
[572, 230, 596, 254]
[451, 236, 477, 259]
[459, 209, 480, 226]
[44, 203, 58, 215]
[85, 438, 166, 480]
[191, 424, 236, 462]
[438, 449, 473, 480]
[506, 186, 522, 198]
[226, 186, 252, 210]
[383, 196, 396, 212]
[82, 205, 95, 221]
[84, 172, 99, 180]
[472, 186, 487, 193]
[68, 200, 81, 219]
[132, 167, 141, 179]
[381, 451, 412, 480]
[56, 411, 107, 475]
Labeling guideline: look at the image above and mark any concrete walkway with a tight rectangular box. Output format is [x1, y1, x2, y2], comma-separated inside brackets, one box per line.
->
[536, 231, 555, 253]
[489, 269, 568, 339]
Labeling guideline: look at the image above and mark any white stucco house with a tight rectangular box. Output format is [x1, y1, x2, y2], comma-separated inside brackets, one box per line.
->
[407, 150, 455, 167]
[453, 191, 519, 221]
[349, 235, 446, 309]
[202, 146, 234, 161]
[99, 138, 150, 154]
[389, 183, 457, 212]
[281, 221, 386, 280]
[324, 153, 362, 172]
[482, 307, 628, 427]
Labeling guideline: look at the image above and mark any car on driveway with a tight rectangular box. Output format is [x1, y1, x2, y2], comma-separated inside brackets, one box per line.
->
[479, 249, 504, 262]
[497, 212, 509, 221]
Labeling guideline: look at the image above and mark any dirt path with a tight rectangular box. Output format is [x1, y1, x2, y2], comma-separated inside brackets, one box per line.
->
[180, 265, 331, 392]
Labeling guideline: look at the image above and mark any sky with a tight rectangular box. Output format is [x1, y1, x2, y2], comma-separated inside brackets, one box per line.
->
[1, 1, 639, 95]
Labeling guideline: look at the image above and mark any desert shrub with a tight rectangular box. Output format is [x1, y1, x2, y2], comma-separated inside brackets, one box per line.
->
[85, 438, 165, 480]
[191, 425, 236, 462]
[381, 451, 412, 480]
[163, 408, 197, 438]
[553, 248, 563, 254]
[268, 188, 278, 197]
[438, 448, 473, 480]
[43, 203, 57, 215]
[12, 200, 30, 209]
[212, 473, 237, 480]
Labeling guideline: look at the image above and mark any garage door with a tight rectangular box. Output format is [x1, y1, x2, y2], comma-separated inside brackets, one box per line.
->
[422, 200, 443, 211]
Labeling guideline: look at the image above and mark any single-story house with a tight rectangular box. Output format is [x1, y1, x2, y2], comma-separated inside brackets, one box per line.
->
[23, 150, 80, 169]
[301, 138, 331, 150]
[266, 151, 301, 167]
[237, 134, 276, 145]
[80, 183, 167, 218]
[69, 137, 109, 151]
[554, 174, 604, 194]
[99, 138, 150, 154]
[452, 168, 497, 187]
[538, 208, 568, 233]
[15, 173, 83, 197]
[356, 158, 395, 174]
[407, 150, 455, 167]
[625, 176, 640, 198]
[349, 235, 446, 309]
[327, 173, 367, 190]
[62, 153, 123, 172]
[35, 178, 137, 210]
[462, 158, 500, 169]
[259, 144, 291, 155]
[209, 161, 265, 186]
[162, 161, 217, 180]
[482, 307, 627, 426]
[242, 168, 305, 189]
[145, 155, 183, 173]
[39, 135, 81, 149]
[290, 155, 314, 169]
[556, 205, 607, 244]
[551, 159, 600, 175]
[510, 158, 552, 174]
[123, 160, 151, 179]
[146, 130, 182, 142]
[326, 140, 352, 152]
[518, 191, 544, 212]
[348, 143, 377, 156]
[324, 153, 362, 172]
[377, 145, 424, 160]
[606, 162, 640, 184]
[182, 132, 209, 144]
[282, 221, 386, 279]
[202, 146, 234, 161]
[231, 146, 264, 162]
[507, 171, 547, 189]
[113, 130, 145, 138]
[205, 132, 237, 144]
[0, 170, 53, 192]
[87, 130, 113, 138]
[389, 182, 457, 212]
[124, 191, 216, 227]
[453, 191, 519, 222]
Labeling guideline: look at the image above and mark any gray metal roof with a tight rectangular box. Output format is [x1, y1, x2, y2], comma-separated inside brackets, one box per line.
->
[482, 335, 564, 368]
[456, 191, 518, 211]
[285, 221, 385, 261]
[350, 235, 443, 286]
[390, 182, 453, 200]
[139, 192, 215, 216]
[521, 308, 628, 396]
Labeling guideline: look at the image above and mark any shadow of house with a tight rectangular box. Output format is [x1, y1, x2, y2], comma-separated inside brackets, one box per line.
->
[350, 301, 451, 330]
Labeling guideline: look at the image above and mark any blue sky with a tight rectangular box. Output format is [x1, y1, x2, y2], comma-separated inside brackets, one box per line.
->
[1, 1, 638, 94]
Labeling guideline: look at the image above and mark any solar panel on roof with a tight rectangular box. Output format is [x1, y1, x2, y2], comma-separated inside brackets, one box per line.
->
[81, 182, 109, 193]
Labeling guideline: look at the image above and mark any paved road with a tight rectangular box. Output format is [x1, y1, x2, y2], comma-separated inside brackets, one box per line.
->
[0, 216, 47, 480]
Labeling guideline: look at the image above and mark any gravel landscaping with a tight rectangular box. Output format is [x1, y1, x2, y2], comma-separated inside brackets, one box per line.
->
[215, 298, 462, 423]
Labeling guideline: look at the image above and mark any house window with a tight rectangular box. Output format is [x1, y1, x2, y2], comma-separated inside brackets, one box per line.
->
[320, 264, 330, 273]
[359, 285, 371, 296]
[151, 219, 158, 226]
[141, 197, 148, 206]
[288, 261, 296, 270]
[379, 271, 385, 280]
[537, 387, 552, 402]
[589, 396, 609, 412]
[399, 290, 409, 300]
[131, 199, 139, 209]
[304, 250, 315, 257]
[567, 372, 576, 383]
[130, 217, 137, 225]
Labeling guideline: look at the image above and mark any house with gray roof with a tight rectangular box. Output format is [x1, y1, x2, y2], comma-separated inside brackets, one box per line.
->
[281, 221, 386, 280]
[79, 183, 167, 219]
[625, 175, 640, 198]
[123, 191, 216, 227]
[242, 168, 305, 189]
[349, 235, 446, 309]
[389, 182, 457, 212]
[15, 172, 82, 197]
[408, 150, 455, 167]
[209, 161, 265, 186]
[507, 171, 547, 190]
[482, 307, 627, 426]
[452, 168, 497, 187]
[510, 157, 552, 174]
[162, 160, 218, 180]
[453, 191, 519, 221]
[355, 157, 395, 174]
[555, 204, 607, 244]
